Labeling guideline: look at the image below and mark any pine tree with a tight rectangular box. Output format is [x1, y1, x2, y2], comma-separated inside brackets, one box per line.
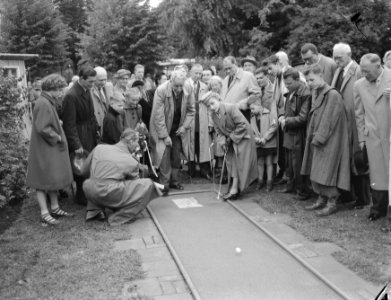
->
[0, 0, 70, 76]
[80, 0, 166, 72]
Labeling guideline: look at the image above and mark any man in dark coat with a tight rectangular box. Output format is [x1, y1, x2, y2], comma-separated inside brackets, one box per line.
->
[301, 64, 351, 216]
[279, 68, 311, 200]
[102, 93, 124, 145]
[132, 80, 154, 130]
[62, 66, 99, 205]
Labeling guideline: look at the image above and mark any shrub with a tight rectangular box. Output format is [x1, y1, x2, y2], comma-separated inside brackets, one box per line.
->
[0, 70, 28, 208]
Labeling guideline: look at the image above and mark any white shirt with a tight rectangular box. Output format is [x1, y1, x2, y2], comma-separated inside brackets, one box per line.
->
[343, 60, 354, 77]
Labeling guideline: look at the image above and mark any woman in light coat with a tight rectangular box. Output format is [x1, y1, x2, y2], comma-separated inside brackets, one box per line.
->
[26, 74, 74, 226]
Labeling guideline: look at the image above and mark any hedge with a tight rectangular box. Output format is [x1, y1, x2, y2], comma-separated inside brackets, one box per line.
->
[0, 70, 28, 208]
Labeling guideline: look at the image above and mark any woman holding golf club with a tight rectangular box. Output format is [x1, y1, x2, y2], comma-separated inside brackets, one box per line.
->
[205, 92, 258, 200]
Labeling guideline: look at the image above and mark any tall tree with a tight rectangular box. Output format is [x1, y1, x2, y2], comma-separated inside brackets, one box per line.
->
[54, 0, 93, 68]
[159, 0, 264, 57]
[0, 0, 70, 76]
[80, 0, 166, 72]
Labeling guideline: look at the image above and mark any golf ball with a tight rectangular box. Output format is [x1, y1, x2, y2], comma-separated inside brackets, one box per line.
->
[235, 247, 242, 254]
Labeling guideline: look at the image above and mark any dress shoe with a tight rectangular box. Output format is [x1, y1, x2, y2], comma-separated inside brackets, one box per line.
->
[266, 180, 273, 192]
[305, 196, 327, 211]
[200, 172, 212, 181]
[280, 187, 294, 194]
[367, 214, 382, 221]
[380, 226, 391, 233]
[169, 183, 184, 190]
[295, 193, 312, 201]
[223, 192, 239, 201]
[256, 180, 264, 190]
[58, 189, 69, 199]
[162, 185, 169, 197]
[316, 199, 338, 217]
[86, 210, 106, 222]
[273, 177, 287, 185]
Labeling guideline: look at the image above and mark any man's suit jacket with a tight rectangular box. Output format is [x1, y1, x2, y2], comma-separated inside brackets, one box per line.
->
[354, 68, 391, 190]
[331, 60, 362, 173]
[90, 83, 113, 132]
[221, 68, 259, 104]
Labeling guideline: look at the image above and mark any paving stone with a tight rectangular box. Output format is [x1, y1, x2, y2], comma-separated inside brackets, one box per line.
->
[122, 278, 163, 298]
[114, 238, 145, 251]
[311, 242, 343, 256]
[152, 235, 165, 245]
[154, 293, 194, 300]
[139, 247, 172, 263]
[127, 218, 159, 237]
[159, 280, 176, 294]
[159, 275, 184, 282]
[143, 260, 181, 277]
[289, 243, 318, 258]
[306, 256, 345, 273]
[143, 236, 155, 247]
[172, 280, 189, 293]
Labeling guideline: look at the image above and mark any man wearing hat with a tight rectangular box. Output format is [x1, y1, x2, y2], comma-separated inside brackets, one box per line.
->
[132, 80, 155, 130]
[242, 56, 257, 74]
[102, 93, 124, 145]
[114, 69, 131, 103]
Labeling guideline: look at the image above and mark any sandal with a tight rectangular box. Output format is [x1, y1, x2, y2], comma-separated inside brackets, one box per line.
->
[51, 208, 74, 218]
[41, 213, 60, 226]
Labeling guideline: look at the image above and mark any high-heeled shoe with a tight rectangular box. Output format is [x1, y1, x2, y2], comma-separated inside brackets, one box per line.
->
[223, 192, 239, 201]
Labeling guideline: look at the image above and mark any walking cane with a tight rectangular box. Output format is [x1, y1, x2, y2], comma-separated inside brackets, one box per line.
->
[208, 141, 215, 192]
[217, 149, 227, 200]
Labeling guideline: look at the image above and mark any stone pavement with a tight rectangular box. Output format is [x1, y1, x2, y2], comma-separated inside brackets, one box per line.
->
[116, 211, 193, 300]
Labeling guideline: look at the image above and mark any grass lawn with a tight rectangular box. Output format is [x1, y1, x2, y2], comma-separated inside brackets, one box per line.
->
[0, 191, 150, 300]
[252, 186, 391, 286]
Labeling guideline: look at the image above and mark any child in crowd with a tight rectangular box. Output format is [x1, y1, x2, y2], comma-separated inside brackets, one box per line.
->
[102, 93, 124, 145]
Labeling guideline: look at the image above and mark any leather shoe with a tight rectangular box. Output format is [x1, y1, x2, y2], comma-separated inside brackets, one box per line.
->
[222, 192, 239, 201]
[280, 188, 294, 194]
[367, 214, 382, 221]
[273, 178, 287, 185]
[86, 210, 106, 222]
[200, 172, 212, 181]
[295, 193, 312, 201]
[169, 183, 184, 190]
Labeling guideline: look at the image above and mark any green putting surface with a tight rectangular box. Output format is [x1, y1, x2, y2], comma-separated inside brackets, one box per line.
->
[148, 191, 343, 300]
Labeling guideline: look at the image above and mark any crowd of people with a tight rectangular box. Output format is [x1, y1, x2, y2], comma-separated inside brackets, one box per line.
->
[25, 42, 391, 232]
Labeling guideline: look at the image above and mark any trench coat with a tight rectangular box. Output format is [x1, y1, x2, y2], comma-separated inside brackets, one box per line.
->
[212, 103, 258, 191]
[315, 54, 338, 85]
[331, 61, 363, 175]
[62, 81, 99, 152]
[354, 68, 391, 190]
[185, 79, 212, 163]
[90, 82, 113, 133]
[221, 68, 259, 104]
[81, 143, 160, 226]
[301, 85, 350, 191]
[149, 80, 195, 168]
[26, 92, 73, 190]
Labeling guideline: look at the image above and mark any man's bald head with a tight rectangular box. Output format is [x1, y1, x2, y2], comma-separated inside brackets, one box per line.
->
[333, 43, 352, 68]
[94, 66, 108, 89]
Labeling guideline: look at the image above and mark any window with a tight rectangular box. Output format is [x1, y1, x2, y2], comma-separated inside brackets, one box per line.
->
[3, 67, 18, 78]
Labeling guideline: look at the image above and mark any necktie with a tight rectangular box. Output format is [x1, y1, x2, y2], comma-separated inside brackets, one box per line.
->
[195, 81, 200, 132]
[100, 88, 107, 104]
[335, 69, 344, 91]
[228, 75, 234, 87]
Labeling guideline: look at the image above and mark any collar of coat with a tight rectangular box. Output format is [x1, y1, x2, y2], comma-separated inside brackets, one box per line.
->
[283, 81, 310, 98]
[74, 81, 90, 99]
[40, 91, 57, 106]
[311, 84, 334, 112]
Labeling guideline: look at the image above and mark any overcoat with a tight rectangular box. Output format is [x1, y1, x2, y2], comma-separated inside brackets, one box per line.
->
[212, 103, 258, 191]
[331, 61, 362, 175]
[185, 79, 212, 163]
[149, 80, 195, 168]
[62, 81, 99, 152]
[221, 68, 259, 104]
[282, 82, 311, 152]
[301, 85, 350, 191]
[354, 68, 391, 190]
[102, 106, 123, 145]
[90, 82, 113, 133]
[26, 92, 73, 190]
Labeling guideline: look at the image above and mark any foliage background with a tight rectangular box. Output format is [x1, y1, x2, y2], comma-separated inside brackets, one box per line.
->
[0, 70, 28, 208]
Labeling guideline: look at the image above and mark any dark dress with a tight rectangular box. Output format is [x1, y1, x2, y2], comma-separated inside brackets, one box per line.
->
[26, 92, 73, 190]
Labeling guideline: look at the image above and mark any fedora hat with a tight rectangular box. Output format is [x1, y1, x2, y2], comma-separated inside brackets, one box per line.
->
[242, 56, 257, 67]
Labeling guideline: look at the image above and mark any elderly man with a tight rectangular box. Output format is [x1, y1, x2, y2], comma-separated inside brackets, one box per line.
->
[276, 51, 306, 82]
[90, 66, 114, 133]
[301, 43, 337, 85]
[149, 69, 195, 193]
[129, 64, 153, 90]
[301, 64, 350, 216]
[354, 54, 391, 222]
[331, 43, 370, 209]
[185, 64, 212, 179]
[62, 66, 99, 205]
[221, 56, 259, 121]
[242, 56, 257, 74]
[279, 68, 311, 199]
[81, 128, 162, 226]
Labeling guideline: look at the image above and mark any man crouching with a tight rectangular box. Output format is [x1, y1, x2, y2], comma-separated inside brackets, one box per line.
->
[81, 128, 162, 225]
[301, 64, 351, 216]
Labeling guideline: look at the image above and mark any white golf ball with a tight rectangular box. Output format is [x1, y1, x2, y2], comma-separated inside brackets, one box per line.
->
[235, 247, 242, 254]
